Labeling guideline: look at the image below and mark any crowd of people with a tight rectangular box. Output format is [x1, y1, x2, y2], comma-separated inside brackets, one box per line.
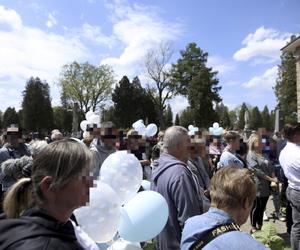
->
[0, 121, 299, 250]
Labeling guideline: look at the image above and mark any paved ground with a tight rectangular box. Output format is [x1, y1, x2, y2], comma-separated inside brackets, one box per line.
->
[241, 197, 291, 249]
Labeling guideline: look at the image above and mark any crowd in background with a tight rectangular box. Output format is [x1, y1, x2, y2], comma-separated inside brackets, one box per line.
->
[0, 122, 299, 250]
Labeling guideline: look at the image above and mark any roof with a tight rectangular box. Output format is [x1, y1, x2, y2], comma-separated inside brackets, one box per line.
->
[281, 35, 300, 53]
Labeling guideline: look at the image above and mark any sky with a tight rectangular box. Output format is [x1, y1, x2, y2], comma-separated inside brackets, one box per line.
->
[0, 0, 299, 116]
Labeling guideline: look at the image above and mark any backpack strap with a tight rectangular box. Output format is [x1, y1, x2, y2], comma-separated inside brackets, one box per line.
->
[189, 222, 240, 250]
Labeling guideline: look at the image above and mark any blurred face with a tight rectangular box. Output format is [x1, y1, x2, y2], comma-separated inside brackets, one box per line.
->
[7, 133, 21, 148]
[102, 138, 116, 150]
[188, 143, 200, 158]
[128, 137, 139, 151]
[179, 135, 191, 163]
[254, 139, 262, 152]
[231, 138, 240, 151]
[54, 168, 93, 211]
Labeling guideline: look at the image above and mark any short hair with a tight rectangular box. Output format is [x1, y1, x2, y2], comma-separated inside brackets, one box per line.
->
[3, 139, 93, 218]
[163, 126, 188, 151]
[247, 133, 260, 152]
[210, 166, 256, 209]
[1, 156, 32, 180]
[283, 123, 300, 141]
[51, 131, 63, 141]
[223, 131, 239, 143]
[30, 140, 48, 157]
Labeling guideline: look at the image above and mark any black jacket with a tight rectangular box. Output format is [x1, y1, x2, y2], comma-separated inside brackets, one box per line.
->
[0, 208, 84, 250]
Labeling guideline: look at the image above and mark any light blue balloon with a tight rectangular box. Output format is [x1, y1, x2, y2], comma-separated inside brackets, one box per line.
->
[118, 191, 169, 242]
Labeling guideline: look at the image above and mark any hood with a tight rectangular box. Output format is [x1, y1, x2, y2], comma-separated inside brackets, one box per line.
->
[152, 153, 186, 184]
[0, 208, 76, 249]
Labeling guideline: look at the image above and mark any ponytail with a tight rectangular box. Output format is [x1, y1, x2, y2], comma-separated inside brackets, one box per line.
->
[3, 178, 34, 218]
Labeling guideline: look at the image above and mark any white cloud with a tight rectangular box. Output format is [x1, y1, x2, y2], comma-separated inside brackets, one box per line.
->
[80, 23, 116, 47]
[207, 56, 235, 75]
[46, 12, 57, 28]
[0, 5, 22, 30]
[243, 66, 278, 89]
[168, 96, 189, 116]
[101, 1, 182, 79]
[233, 26, 290, 64]
[0, 5, 91, 110]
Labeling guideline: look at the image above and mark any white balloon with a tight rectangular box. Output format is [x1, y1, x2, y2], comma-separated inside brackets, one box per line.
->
[100, 151, 143, 205]
[188, 125, 194, 131]
[86, 110, 95, 121]
[213, 122, 219, 129]
[80, 120, 88, 131]
[146, 123, 158, 137]
[132, 120, 143, 130]
[90, 114, 100, 124]
[135, 123, 146, 135]
[188, 130, 194, 136]
[214, 127, 224, 136]
[74, 182, 121, 243]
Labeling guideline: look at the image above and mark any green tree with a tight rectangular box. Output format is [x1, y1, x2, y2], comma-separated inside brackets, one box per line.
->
[261, 105, 271, 131]
[179, 107, 195, 129]
[3, 107, 19, 128]
[145, 42, 175, 129]
[58, 61, 115, 113]
[274, 51, 297, 123]
[215, 103, 231, 129]
[249, 106, 263, 130]
[163, 104, 173, 128]
[53, 106, 73, 132]
[112, 76, 157, 128]
[22, 77, 53, 132]
[175, 114, 180, 125]
[171, 43, 221, 128]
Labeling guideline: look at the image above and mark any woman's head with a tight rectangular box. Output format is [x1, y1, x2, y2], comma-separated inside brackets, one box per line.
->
[4, 139, 94, 219]
[32, 139, 93, 204]
[210, 166, 256, 225]
[248, 133, 262, 153]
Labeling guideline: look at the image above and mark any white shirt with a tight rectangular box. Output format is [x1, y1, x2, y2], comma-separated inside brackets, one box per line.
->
[279, 142, 300, 190]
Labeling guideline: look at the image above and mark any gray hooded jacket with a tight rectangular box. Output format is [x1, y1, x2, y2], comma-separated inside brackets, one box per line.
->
[151, 153, 203, 250]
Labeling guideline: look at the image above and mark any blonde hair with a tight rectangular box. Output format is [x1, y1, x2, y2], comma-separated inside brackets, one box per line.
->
[3, 139, 93, 218]
[210, 166, 256, 210]
[247, 133, 261, 153]
[3, 178, 34, 218]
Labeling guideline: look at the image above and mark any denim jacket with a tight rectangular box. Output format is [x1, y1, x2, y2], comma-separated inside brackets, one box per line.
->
[181, 207, 270, 250]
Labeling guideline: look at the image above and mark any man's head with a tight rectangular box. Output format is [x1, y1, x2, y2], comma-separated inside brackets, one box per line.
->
[163, 126, 190, 163]
[6, 125, 22, 148]
[99, 121, 118, 150]
[283, 123, 300, 144]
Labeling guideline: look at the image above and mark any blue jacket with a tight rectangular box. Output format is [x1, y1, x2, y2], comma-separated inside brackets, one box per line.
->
[151, 153, 203, 250]
[218, 150, 244, 170]
[181, 207, 270, 250]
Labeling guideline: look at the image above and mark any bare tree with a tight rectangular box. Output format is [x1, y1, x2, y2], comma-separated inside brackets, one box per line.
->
[145, 42, 175, 129]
